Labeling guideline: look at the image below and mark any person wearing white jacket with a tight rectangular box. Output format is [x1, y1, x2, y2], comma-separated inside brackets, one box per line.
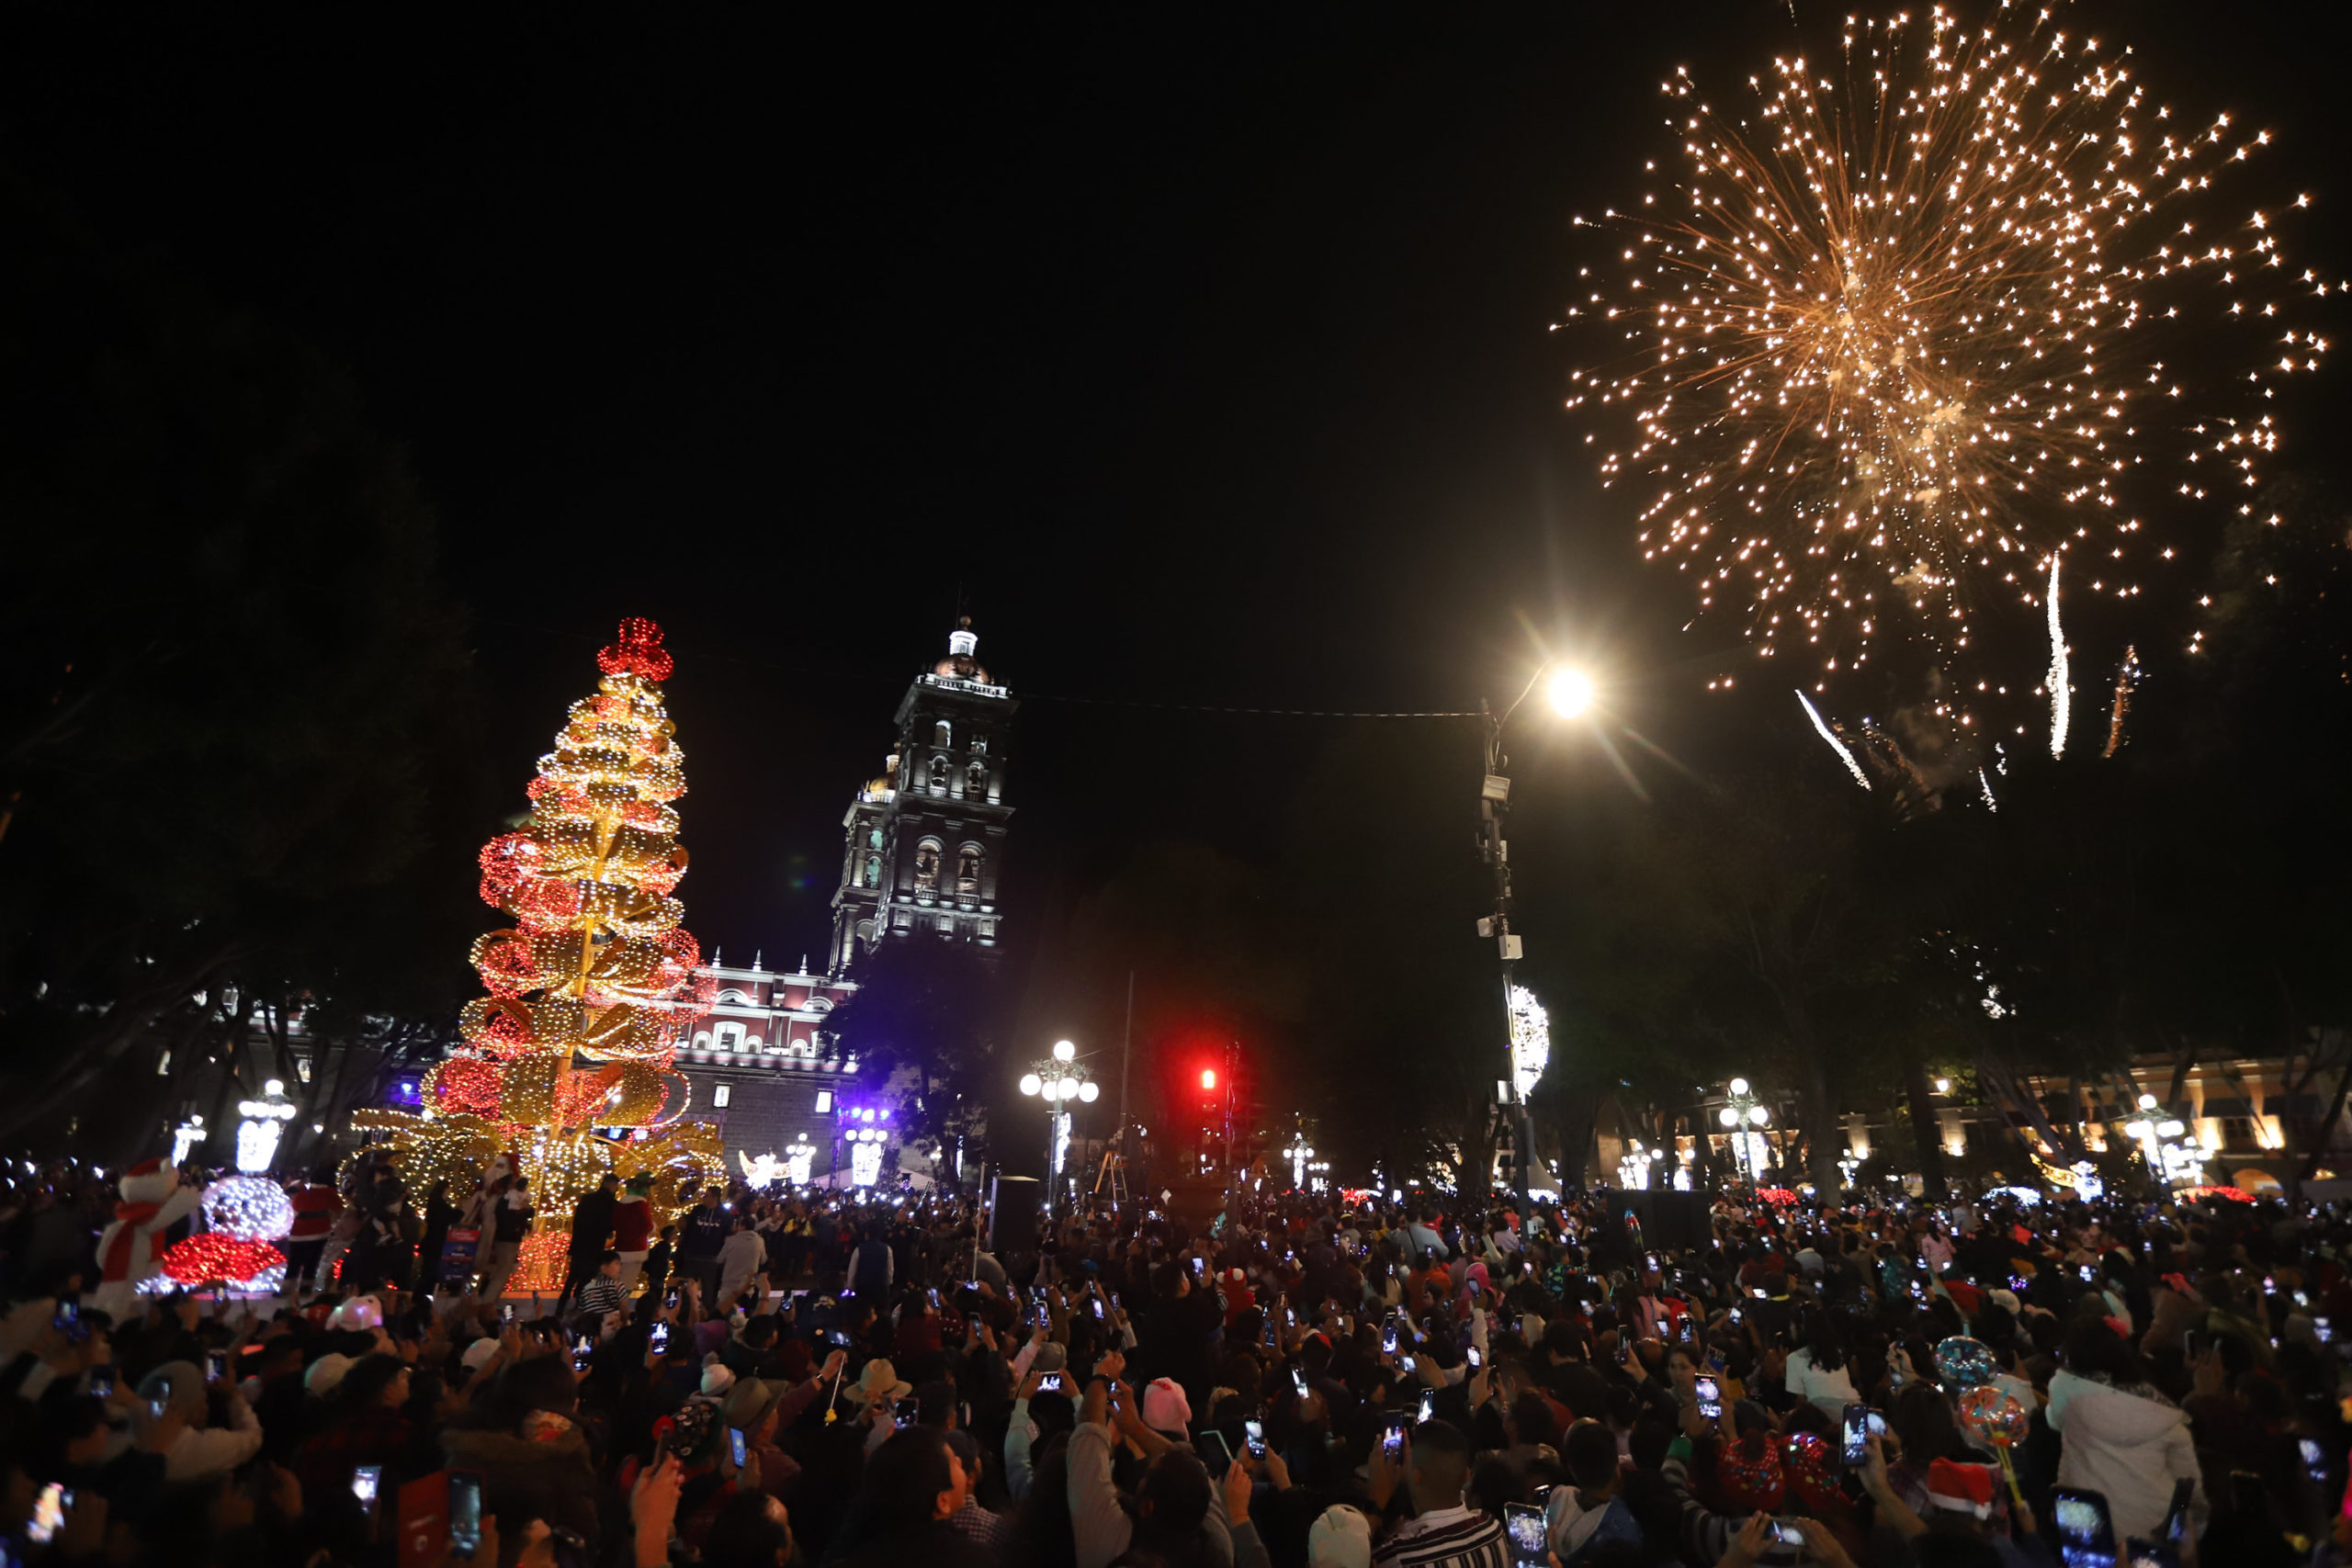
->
[2046, 1320, 2205, 1547]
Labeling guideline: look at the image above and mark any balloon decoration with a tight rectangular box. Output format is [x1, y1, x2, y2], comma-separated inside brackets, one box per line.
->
[1957, 1383, 2030, 1506]
[1934, 1336, 1999, 1390]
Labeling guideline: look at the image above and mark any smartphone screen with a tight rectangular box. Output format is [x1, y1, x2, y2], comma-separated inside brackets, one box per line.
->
[27, 1483, 70, 1546]
[729, 1427, 748, 1468]
[571, 1337, 594, 1371]
[1038, 1372, 1064, 1393]
[894, 1397, 920, 1429]
[1382, 1412, 1409, 1461]
[1771, 1520, 1808, 1546]
[1199, 1427, 1234, 1473]
[2052, 1488, 2114, 1568]
[1840, 1404, 1869, 1468]
[1695, 1376, 1722, 1419]
[1728, 1306, 1742, 1325]
[1504, 1502, 1548, 1565]
[1382, 1322, 1399, 1354]
[2302, 1437, 2327, 1483]
[1092, 1298, 1104, 1320]
[1419, 1387, 1436, 1423]
[350, 1465, 381, 1521]
[2079, 1265, 2097, 1282]
[1291, 1366, 1309, 1398]
[206, 1348, 228, 1382]
[88, 1365, 114, 1399]
[649, 1322, 671, 1353]
[447, 1472, 485, 1561]
[1467, 1345, 1482, 1370]
[501, 1302, 515, 1323]
[828, 1328, 853, 1348]
[930, 1287, 942, 1309]
[664, 1288, 680, 1310]
[1244, 1417, 1266, 1458]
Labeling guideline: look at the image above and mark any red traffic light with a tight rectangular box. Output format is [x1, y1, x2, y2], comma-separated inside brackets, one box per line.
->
[1200, 1068, 1217, 1091]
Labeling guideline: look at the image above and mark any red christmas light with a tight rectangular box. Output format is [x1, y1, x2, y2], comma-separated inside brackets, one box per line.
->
[597, 616, 674, 682]
[159, 1234, 287, 1287]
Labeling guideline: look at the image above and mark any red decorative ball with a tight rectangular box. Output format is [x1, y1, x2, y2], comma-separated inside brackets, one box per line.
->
[596, 617, 674, 682]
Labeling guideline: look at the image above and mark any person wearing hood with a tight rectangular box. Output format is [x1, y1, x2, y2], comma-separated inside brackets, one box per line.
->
[614, 1173, 656, 1292]
[1544, 1419, 1644, 1563]
[2046, 1316, 2204, 1544]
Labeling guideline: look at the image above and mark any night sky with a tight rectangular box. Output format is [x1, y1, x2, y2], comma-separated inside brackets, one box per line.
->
[4, 6, 2342, 971]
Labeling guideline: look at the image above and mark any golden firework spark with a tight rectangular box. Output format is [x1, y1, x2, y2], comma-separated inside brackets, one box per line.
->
[1566, 3, 2330, 704]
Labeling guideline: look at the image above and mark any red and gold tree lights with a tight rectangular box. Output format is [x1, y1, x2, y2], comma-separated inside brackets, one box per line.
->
[354, 618, 723, 1289]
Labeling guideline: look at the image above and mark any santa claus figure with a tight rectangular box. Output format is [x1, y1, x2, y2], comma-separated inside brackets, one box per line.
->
[94, 1158, 202, 1316]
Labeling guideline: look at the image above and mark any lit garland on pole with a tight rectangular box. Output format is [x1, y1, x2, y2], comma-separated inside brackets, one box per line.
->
[352, 619, 724, 1287]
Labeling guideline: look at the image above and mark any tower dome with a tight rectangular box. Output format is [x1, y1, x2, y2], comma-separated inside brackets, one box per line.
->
[933, 616, 989, 682]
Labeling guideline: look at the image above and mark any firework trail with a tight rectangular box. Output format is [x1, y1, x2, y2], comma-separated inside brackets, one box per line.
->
[1796, 689, 1871, 788]
[2103, 645, 2142, 755]
[1566, 3, 2330, 730]
[2046, 554, 2070, 757]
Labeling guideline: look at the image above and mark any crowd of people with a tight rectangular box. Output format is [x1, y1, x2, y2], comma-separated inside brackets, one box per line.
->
[5, 1154, 2352, 1568]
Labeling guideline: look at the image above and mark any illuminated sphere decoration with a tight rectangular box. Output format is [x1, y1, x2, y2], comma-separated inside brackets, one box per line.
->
[203, 1176, 294, 1242]
[1957, 1384, 2030, 1449]
[1934, 1336, 2001, 1391]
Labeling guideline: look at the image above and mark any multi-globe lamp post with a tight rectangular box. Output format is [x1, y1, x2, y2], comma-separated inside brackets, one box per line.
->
[1286, 1131, 1315, 1190]
[2123, 1092, 2215, 1190]
[1717, 1077, 1770, 1185]
[1019, 1040, 1098, 1207]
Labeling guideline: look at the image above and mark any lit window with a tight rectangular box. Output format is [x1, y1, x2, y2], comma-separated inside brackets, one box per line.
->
[815, 1089, 833, 1113]
[938, 915, 956, 935]
[713, 1083, 731, 1108]
[295, 1057, 311, 1084]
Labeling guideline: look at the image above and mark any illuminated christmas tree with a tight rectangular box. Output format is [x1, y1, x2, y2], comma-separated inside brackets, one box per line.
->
[355, 618, 722, 1287]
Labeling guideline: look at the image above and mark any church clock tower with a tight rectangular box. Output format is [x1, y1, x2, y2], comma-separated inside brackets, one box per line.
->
[828, 618, 1016, 975]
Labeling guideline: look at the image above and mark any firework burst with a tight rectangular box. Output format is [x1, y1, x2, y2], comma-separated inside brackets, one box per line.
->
[1566, 3, 2330, 718]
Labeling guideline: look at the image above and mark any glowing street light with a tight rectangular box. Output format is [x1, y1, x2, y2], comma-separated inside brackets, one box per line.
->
[1019, 1040, 1100, 1207]
[1480, 656, 1602, 1206]
[1546, 667, 1595, 718]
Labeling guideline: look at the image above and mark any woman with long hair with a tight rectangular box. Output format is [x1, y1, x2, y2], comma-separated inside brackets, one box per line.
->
[2048, 1314, 2205, 1544]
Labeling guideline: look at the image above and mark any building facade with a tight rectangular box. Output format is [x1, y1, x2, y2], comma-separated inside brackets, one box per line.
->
[828, 617, 1017, 976]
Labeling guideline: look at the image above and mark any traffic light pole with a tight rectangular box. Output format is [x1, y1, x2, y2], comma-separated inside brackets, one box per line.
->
[1480, 691, 1538, 1213]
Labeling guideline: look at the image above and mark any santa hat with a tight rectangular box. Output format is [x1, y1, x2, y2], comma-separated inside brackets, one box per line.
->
[118, 1158, 179, 1202]
[1925, 1458, 1996, 1519]
[1141, 1377, 1193, 1436]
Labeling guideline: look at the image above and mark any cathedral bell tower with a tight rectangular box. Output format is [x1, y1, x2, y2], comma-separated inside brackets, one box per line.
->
[828, 617, 1017, 975]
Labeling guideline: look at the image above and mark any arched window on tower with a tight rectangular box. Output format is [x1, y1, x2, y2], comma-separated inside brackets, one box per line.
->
[966, 758, 989, 796]
[933, 720, 951, 749]
[914, 839, 942, 893]
[865, 825, 883, 850]
[930, 755, 948, 795]
[956, 844, 982, 898]
[863, 854, 880, 888]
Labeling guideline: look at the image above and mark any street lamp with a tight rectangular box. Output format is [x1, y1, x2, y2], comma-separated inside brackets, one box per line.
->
[235, 1080, 298, 1174]
[1019, 1040, 1099, 1207]
[1717, 1078, 1770, 1185]
[1478, 658, 1597, 1206]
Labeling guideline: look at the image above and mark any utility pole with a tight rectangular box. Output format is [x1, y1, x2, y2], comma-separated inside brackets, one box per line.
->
[1117, 970, 1134, 1160]
[1479, 697, 1536, 1212]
